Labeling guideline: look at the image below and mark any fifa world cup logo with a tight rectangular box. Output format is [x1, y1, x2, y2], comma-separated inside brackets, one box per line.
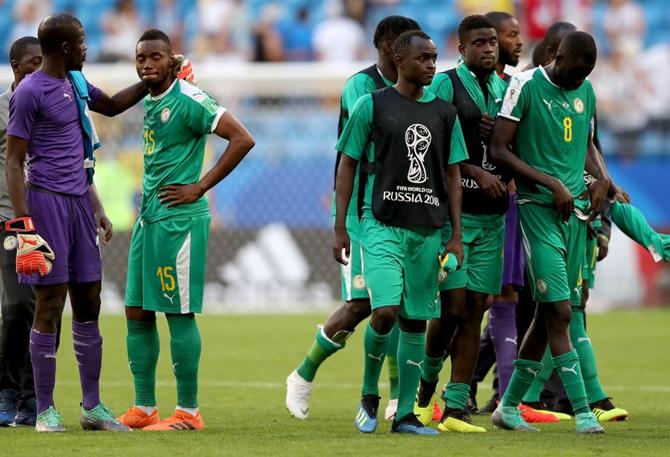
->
[405, 123, 432, 184]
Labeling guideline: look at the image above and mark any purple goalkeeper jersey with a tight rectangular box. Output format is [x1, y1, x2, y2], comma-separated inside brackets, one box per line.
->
[7, 70, 101, 196]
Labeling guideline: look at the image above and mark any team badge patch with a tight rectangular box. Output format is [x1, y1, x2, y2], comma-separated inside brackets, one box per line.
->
[353, 275, 366, 290]
[3, 235, 17, 251]
[536, 279, 548, 294]
[574, 98, 584, 113]
[160, 107, 171, 123]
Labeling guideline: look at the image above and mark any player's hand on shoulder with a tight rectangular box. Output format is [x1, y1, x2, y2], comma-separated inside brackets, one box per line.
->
[173, 54, 196, 84]
[159, 183, 205, 208]
[549, 178, 574, 222]
[96, 212, 113, 244]
[332, 226, 350, 265]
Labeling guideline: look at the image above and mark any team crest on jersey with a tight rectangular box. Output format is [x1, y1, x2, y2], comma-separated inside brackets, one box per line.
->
[160, 107, 171, 123]
[353, 275, 366, 290]
[573, 98, 584, 113]
[562, 101, 570, 109]
[536, 279, 548, 294]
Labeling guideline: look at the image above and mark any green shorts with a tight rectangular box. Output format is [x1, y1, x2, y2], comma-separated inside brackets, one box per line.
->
[582, 231, 599, 289]
[440, 215, 505, 295]
[360, 216, 441, 320]
[125, 215, 211, 314]
[339, 214, 369, 301]
[518, 203, 585, 305]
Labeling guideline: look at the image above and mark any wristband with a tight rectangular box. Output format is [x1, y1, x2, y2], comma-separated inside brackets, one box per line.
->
[5, 216, 36, 233]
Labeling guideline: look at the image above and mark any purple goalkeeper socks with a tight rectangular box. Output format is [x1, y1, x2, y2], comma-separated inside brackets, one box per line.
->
[72, 320, 103, 410]
[489, 300, 517, 395]
[29, 329, 57, 414]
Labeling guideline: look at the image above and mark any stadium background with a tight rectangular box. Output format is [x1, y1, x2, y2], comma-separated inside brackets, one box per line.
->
[0, 0, 668, 312]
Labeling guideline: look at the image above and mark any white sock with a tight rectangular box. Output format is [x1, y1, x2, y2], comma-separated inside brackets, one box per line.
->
[135, 405, 157, 414]
[176, 406, 199, 416]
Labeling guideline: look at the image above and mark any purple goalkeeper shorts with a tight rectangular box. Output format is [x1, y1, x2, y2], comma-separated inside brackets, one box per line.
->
[18, 186, 102, 285]
[502, 193, 525, 288]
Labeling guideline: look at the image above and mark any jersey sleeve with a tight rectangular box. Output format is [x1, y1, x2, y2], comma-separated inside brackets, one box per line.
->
[7, 84, 39, 140]
[336, 94, 373, 162]
[447, 116, 468, 164]
[86, 80, 102, 106]
[341, 73, 376, 117]
[498, 73, 531, 122]
[428, 73, 454, 103]
[181, 86, 227, 135]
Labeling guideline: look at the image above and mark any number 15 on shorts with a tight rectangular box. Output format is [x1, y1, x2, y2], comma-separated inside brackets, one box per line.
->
[157, 266, 176, 292]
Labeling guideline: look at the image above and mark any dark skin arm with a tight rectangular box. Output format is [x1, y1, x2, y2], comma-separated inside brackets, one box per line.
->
[478, 113, 495, 141]
[6, 136, 29, 217]
[158, 111, 255, 207]
[491, 117, 574, 221]
[459, 163, 507, 199]
[443, 163, 464, 266]
[584, 132, 611, 219]
[332, 154, 357, 265]
[88, 81, 147, 117]
[88, 183, 113, 244]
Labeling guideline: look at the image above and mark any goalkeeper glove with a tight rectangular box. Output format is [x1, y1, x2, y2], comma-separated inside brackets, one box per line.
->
[5, 216, 55, 276]
[173, 54, 196, 83]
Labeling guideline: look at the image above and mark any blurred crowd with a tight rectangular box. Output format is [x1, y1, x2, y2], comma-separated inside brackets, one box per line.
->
[1, 0, 669, 158]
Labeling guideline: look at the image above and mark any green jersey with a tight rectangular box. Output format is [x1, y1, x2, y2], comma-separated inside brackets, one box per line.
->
[140, 79, 226, 222]
[336, 89, 468, 219]
[332, 66, 393, 217]
[499, 67, 596, 206]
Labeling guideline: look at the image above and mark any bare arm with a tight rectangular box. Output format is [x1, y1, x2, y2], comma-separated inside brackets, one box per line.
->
[444, 163, 464, 266]
[89, 82, 147, 117]
[159, 111, 255, 207]
[459, 163, 506, 198]
[88, 183, 113, 244]
[585, 132, 612, 217]
[332, 155, 357, 265]
[491, 117, 574, 220]
[6, 136, 29, 217]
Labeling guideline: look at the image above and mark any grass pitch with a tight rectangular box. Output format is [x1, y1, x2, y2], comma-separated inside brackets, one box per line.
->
[2, 310, 669, 456]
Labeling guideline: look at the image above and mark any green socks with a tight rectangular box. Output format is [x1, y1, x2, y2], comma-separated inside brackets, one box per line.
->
[396, 330, 426, 419]
[553, 349, 590, 415]
[501, 359, 543, 407]
[361, 322, 390, 397]
[522, 348, 553, 403]
[127, 319, 160, 407]
[296, 326, 342, 382]
[421, 354, 445, 384]
[166, 314, 201, 408]
[570, 308, 608, 403]
[385, 323, 400, 399]
[444, 382, 470, 411]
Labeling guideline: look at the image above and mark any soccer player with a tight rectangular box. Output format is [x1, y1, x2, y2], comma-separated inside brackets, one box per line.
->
[0, 37, 41, 427]
[286, 16, 420, 422]
[490, 31, 612, 434]
[117, 29, 254, 431]
[413, 15, 509, 433]
[6, 14, 154, 433]
[333, 29, 466, 435]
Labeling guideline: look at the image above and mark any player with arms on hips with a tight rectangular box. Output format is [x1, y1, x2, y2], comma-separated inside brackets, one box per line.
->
[117, 29, 254, 431]
[6, 14, 156, 433]
[413, 15, 509, 433]
[334, 30, 467, 435]
[489, 31, 616, 434]
[286, 16, 420, 422]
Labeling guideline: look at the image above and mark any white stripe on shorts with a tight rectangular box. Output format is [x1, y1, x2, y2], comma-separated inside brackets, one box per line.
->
[176, 232, 192, 314]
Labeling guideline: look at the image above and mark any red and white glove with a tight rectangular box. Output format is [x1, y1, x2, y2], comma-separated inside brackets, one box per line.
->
[5, 217, 55, 276]
[173, 54, 196, 84]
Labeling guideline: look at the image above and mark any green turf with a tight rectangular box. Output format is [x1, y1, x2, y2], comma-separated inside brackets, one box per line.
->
[2, 310, 669, 456]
